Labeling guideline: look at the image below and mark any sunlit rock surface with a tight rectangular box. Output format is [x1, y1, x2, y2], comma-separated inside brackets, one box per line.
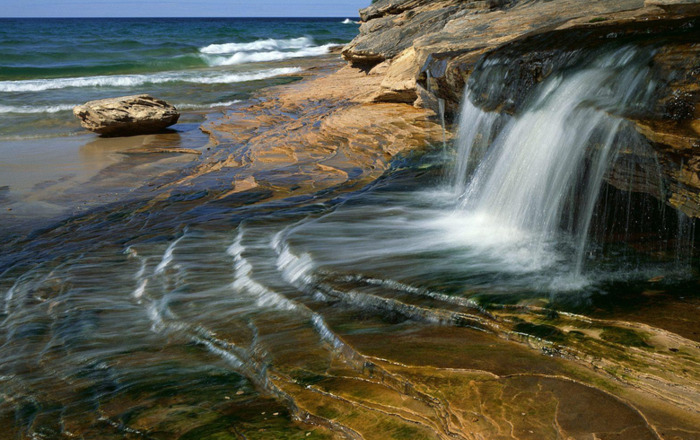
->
[73, 94, 180, 137]
[343, 0, 700, 217]
[1, 4, 699, 440]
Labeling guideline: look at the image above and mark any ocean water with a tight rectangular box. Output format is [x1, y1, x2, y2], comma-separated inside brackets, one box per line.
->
[0, 17, 359, 139]
[0, 17, 359, 226]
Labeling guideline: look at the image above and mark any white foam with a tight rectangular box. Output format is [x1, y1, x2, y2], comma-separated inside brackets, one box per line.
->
[194, 337, 245, 368]
[0, 104, 75, 114]
[185, 67, 302, 83]
[132, 279, 148, 300]
[3, 282, 18, 315]
[204, 44, 338, 67]
[311, 313, 344, 349]
[425, 212, 558, 273]
[207, 100, 241, 108]
[233, 258, 297, 311]
[175, 100, 241, 110]
[229, 230, 297, 311]
[134, 258, 147, 280]
[146, 302, 164, 331]
[272, 230, 315, 288]
[276, 244, 315, 286]
[200, 37, 313, 54]
[155, 234, 186, 275]
[0, 67, 303, 92]
[342, 18, 358, 24]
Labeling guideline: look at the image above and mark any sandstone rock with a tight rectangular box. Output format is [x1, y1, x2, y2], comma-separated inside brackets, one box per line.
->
[371, 47, 421, 103]
[73, 95, 180, 137]
[342, 0, 700, 216]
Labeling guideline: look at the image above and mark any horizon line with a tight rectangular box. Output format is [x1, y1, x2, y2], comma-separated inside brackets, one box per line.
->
[0, 16, 362, 19]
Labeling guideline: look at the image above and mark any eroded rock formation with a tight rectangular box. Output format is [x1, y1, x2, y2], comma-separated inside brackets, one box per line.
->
[343, 0, 700, 217]
[73, 94, 180, 137]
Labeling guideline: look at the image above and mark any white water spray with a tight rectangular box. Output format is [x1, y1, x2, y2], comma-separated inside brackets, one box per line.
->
[452, 47, 657, 278]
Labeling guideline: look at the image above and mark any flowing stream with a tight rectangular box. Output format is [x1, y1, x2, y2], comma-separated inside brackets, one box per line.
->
[0, 45, 697, 438]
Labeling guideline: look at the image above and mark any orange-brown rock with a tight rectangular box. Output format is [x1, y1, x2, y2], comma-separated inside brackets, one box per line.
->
[343, 0, 700, 216]
[173, 60, 447, 202]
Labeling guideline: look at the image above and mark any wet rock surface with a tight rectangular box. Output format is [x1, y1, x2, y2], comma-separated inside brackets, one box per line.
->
[73, 94, 180, 137]
[343, 0, 700, 217]
[2, 56, 699, 439]
[2, 6, 699, 439]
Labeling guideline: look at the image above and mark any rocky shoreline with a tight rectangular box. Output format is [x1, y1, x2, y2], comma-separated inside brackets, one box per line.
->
[1, 6, 698, 439]
[194, 0, 700, 219]
[339, 0, 700, 217]
[184, 55, 447, 204]
[176, 8, 700, 437]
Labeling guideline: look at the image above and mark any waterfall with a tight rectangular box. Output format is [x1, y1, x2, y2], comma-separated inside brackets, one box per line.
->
[452, 47, 659, 276]
[438, 98, 447, 149]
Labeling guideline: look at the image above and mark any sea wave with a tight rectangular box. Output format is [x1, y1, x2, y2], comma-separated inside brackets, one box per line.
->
[176, 100, 241, 110]
[203, 44, 338, 67]
[0, 67, 303, 92]
[342, 19, 359, 24]
[200, 37, 313, 54]
[0, 104, 75, 114]
[198, 36, 339, 67]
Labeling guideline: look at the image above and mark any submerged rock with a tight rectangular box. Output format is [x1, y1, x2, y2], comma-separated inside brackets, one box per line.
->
[73, 94, 179, 137]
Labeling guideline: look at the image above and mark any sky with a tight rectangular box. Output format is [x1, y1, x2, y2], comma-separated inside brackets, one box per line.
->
[0, 0, 371, 17]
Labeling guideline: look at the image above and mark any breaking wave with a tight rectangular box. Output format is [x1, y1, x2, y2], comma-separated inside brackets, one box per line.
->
[0, 67, 303, 92]
[0, 104, 75, 114]
[202, 45, 337, 66]
[200, 37, 314, 54]
[198, 37, 339, 67]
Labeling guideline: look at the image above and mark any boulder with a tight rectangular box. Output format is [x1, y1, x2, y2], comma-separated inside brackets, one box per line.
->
[73, 95, 179, 137]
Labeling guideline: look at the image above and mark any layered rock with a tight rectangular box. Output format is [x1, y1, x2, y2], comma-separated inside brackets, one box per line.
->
[343, 0, 700, 216]
[73, 94, 180, 137]
[174, 61, 446, 204]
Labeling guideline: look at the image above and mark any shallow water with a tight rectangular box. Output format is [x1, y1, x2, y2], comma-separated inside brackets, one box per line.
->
[0, 17, 358, 231]
[1, 142, 697, 437]
[0, 26, 699, 440]
[0, 18, 357, 138]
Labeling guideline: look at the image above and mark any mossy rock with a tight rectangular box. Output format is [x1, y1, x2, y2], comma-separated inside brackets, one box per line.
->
[600, 327, 651, 347]
[514, 322, 566, 342]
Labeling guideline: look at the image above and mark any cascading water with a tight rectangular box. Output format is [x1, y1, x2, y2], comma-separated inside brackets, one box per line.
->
[451, 47, 660, 278]
[254, 45, 694, 301]
[1, 38, 698, 438]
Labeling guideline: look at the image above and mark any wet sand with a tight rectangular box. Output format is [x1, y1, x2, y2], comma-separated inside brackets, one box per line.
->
[0, 116, 209, 235]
